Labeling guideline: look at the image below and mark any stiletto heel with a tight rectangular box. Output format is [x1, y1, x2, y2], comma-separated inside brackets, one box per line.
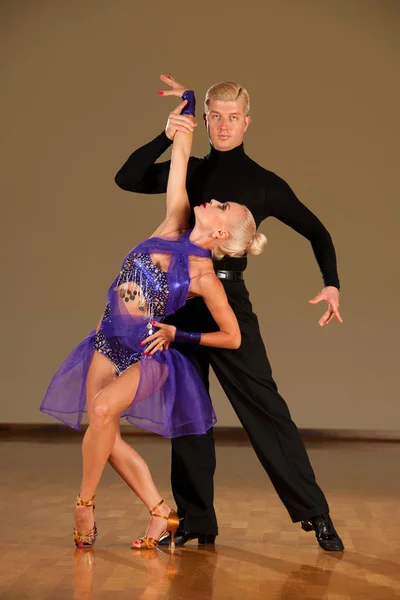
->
[170, 529, 175, 549]
[131, 499, 179, 550]
[74, 493, 98, 548]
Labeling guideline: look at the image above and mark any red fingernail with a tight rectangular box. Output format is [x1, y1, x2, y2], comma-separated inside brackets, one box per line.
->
[152, 321, 156, 324]
[158, 91, 164, 96]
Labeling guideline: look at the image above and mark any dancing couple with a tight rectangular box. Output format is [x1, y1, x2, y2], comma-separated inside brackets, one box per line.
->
[42, 74, 344, 552]
[41, 86, 266, 549]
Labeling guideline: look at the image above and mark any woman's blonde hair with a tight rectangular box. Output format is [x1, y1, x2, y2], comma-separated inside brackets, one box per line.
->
[204, 81, 250, 116]
[212, 205, 267, 260]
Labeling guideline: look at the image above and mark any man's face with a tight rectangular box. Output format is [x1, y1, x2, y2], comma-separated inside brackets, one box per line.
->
[204, 98, 251, 151]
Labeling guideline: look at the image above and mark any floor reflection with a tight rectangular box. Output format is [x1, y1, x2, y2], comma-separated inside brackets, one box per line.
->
[73, 549, 96, 600]
[72, 544, 349, 600]
[3, 439, 400, 598]
[72, 545, 217, 600]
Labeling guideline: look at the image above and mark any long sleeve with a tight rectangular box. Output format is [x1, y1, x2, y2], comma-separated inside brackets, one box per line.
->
[266, 174, 340, 289]
[115, 130, 173, 193]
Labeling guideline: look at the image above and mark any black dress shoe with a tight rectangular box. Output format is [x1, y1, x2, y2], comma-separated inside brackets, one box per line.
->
[301, 513, 344, 551]
[158, 528, 216, 547]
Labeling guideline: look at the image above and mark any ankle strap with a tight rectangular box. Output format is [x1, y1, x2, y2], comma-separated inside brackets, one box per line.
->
[76, 492, 97, 507]
[149, 499, 165, 517]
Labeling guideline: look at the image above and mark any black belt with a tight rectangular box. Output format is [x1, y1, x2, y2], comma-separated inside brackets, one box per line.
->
[215, 270, 244, 281]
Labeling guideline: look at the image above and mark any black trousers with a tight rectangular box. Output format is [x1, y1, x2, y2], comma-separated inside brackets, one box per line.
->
[165, 280, 329, 535]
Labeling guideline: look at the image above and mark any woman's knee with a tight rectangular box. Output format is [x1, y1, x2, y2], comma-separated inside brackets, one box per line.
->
[89, 393, 114, 430]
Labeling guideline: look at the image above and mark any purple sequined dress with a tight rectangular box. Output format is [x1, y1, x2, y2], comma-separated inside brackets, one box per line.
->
[40, 230, 217, 438]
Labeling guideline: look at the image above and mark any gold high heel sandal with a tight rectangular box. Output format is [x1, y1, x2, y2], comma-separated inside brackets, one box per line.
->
[74, 493, 98, 548]
[131, 500, 180, 550]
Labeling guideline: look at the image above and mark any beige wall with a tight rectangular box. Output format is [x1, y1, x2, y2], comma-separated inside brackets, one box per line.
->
[1, 0, 399, 431]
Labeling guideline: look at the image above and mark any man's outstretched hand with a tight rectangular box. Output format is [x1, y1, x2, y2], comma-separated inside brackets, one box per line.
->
[159, 73, 197, 140]
[309, 286, 343, 327]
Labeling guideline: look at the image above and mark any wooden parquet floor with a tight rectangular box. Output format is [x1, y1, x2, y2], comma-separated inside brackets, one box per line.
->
[0, 436, 400, 599]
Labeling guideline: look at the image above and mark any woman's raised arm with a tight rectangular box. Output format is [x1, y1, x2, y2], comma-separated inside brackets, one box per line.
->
[151, 80, 196, 238]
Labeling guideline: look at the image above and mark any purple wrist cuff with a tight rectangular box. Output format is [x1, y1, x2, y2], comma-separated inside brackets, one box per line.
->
[174, 329, 201, 345]
[181, 90, 196, 116]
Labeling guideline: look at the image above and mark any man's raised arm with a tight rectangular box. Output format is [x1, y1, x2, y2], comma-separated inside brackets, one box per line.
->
[115, 88, 197, 194]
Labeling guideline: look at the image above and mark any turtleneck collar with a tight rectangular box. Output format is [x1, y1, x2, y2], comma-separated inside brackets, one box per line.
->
[206, 143, 246, 164]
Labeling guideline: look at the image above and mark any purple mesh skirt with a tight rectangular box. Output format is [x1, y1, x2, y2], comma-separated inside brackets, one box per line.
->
[41, 231, 217, 438]
[40, 330, 217, 438]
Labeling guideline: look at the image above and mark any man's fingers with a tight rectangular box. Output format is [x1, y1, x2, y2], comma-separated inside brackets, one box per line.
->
[325, 313, 336, 325]
[170, 114, 196, 123]
[172, 125, 195, 135]
[309, 295, 323, 304]
[328, 301, 343, 323]
[171, 100, 188, 114]
[169, 116, 197, 130]
[169, 113, 194, 125]
[318, 309, 331, 327]
[321, 311, 335, 326]
[169, 127, 194, 136]
[334, 309, 343, 323]
[168, 120, 196, 133]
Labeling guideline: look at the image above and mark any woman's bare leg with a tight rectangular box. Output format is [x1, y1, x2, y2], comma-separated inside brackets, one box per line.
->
[75, 352, 115, 536]
[79, 351, 141, 500]
[76, 352, 172, 542]
[109, 427, 163, 508]
[109, 427, 173, 545]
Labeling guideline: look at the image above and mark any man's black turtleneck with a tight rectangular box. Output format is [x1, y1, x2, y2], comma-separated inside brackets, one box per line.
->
[115, 131, 340, 289]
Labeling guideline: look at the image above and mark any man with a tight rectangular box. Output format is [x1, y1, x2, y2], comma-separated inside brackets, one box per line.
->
[114, 74, 344, 551]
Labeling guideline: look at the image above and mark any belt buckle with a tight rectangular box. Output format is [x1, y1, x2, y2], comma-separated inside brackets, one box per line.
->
[217, 271, 227, 279]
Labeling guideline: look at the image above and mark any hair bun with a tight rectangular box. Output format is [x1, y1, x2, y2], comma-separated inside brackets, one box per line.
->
[247, 231, 267, 256]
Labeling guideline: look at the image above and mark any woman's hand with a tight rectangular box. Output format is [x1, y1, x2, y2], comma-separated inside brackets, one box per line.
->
[159, 73, 187, 97]
[160, 74, 197, 140]
[140, 321, 177, 356]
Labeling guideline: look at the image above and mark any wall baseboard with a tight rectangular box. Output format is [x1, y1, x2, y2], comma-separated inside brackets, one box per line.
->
[1, 424, 399, 442]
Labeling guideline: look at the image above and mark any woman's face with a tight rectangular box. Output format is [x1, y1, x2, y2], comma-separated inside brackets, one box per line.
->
[194, 199, 244, 236]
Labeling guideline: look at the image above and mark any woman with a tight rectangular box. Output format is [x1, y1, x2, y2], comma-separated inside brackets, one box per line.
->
[41, 89, 267, 550]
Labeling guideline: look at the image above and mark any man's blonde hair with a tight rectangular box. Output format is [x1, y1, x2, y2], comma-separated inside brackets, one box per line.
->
[204, 81, 250, 116]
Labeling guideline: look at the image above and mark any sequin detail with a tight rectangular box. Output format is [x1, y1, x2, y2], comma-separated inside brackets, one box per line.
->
[94, 332, 141, 375]
[114, 253, 169, 319]
[95, 253, 169, 374]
